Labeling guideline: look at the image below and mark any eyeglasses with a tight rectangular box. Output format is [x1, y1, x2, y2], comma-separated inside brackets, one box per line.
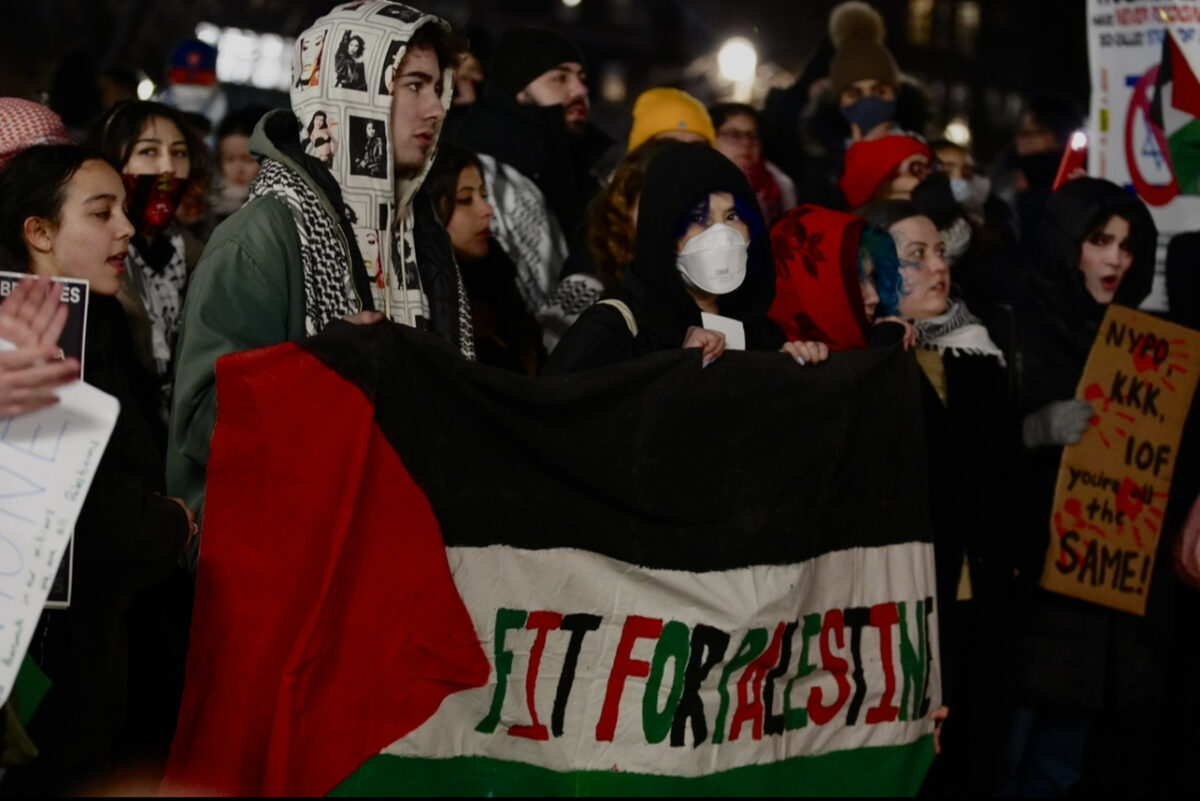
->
[717, 128, 760, 144]
[894, 159, 932, 181]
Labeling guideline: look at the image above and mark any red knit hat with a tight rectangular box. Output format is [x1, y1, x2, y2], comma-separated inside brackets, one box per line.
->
[0, 98, 71, 171]
[839, 135, 931, 210]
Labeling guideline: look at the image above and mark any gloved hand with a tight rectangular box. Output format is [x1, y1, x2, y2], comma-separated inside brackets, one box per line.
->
[1022, 399, 1095, 448]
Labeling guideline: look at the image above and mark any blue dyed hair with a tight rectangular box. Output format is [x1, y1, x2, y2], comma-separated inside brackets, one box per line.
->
[858, 225, 901, 317]
[674, 191, 765, 244]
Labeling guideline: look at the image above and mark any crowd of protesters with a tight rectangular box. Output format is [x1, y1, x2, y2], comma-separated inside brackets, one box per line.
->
[0, 0, 1198, 796]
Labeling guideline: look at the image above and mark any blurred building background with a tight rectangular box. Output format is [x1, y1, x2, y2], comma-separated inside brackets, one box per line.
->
[0, 0, 1087, 167]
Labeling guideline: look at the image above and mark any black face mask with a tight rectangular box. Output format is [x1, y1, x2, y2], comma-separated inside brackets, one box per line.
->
[1016, 150, 1063, 191]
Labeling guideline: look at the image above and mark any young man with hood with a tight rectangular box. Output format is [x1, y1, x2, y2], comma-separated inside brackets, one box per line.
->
[168, 1, 474, 560]
[449, 27, 614, 327]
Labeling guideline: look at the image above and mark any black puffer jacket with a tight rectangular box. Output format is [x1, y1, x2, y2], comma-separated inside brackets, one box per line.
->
[1006, 178, 1162, 713]
[543, 144, 783, 373]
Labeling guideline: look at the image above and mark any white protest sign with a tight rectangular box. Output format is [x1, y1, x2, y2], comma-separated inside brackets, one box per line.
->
[1, 272, 93, 610]
[0, 378, 119, 704]
[1087, 0, 1200, 310]
[700, 312, 747, 351]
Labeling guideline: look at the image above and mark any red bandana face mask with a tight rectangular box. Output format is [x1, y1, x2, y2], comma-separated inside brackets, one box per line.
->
[122, 173, 188, 237]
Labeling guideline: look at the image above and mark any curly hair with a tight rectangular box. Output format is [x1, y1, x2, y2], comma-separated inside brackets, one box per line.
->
[587, 138, 678, 290]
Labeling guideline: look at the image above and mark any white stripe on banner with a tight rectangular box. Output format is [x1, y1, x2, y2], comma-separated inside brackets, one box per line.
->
[382, 543, 942, 777]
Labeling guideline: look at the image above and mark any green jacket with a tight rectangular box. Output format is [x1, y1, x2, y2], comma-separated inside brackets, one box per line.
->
[168, 110, 471, 569]
[166, 194, 307, 533]
[169, 101, 473, 571]
[167, 119, 336, 558]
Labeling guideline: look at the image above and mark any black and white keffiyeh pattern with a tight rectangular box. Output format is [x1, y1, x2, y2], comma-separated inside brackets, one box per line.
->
[126, 225, 188, 421]
[127, 227, 188, 375]
[914, 298, 1005, 365]
[476, 153, 568, 315]
[537, 273, 604, 353]
[452, 256, 475, 360]
[248, 158, 359, 335]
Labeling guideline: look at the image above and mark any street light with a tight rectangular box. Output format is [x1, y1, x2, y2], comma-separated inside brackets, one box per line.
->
[717, 37, 757, 83]
[943, 118, 971, 147]
[561, 0, 582, 8]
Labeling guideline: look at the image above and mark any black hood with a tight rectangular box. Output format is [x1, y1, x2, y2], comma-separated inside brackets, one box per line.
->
[1033, 177, 1157, 321]
[1017, 178, 1159, 412]
[622, 143, 775, 333]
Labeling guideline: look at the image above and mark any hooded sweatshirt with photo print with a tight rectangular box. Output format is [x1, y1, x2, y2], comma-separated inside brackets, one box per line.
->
[168, 1, 473, 564]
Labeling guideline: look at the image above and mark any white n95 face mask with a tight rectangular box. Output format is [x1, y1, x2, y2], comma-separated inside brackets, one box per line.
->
[950, 174, 991, 210]
[676, 223, 749, 295]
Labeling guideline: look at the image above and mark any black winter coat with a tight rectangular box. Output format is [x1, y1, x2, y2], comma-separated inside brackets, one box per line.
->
[11, 296, 188, 793]
[461, 245, 545, 375]
[913, 344, 1019, 715]
[920, 350, 1018, 606]
[1005, 178, 1166, 714]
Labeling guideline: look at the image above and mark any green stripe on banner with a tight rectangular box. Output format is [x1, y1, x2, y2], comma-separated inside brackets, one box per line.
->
[330, 737, 935, 797]
[1168, 119, 1200, 196]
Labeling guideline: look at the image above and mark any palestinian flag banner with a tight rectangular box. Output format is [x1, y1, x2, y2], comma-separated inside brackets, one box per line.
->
[162, 323, 940, 797]
[1150, 19, 1200, 198]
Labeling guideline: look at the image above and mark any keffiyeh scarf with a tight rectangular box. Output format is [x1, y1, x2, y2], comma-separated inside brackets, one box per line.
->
[126, 225, 188, 421]
[248, 158, 360, 336]
[914, 298, 1005, 365]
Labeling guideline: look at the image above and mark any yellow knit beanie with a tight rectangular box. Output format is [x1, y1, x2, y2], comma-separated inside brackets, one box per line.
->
[627, 88, 716, 151]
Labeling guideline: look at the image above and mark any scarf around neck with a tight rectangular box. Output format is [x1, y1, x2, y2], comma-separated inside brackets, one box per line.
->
[247, 158, 358, 336]
[914, 298, 1005, 365]
[286, 1, 465, 344]
[126, 224, 188, 424]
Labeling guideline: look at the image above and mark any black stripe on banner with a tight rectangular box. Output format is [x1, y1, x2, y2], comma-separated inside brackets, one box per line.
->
[303, 322, 931, 572]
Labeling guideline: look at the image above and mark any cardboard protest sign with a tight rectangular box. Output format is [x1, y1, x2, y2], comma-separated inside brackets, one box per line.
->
[1086, 0, 1200, 309]
[1041, 305, 1200, 614]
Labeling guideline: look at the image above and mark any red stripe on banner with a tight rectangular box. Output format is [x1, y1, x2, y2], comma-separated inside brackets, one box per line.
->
[162, 343, 490, 797]
[1170, 32, 1200, 118]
